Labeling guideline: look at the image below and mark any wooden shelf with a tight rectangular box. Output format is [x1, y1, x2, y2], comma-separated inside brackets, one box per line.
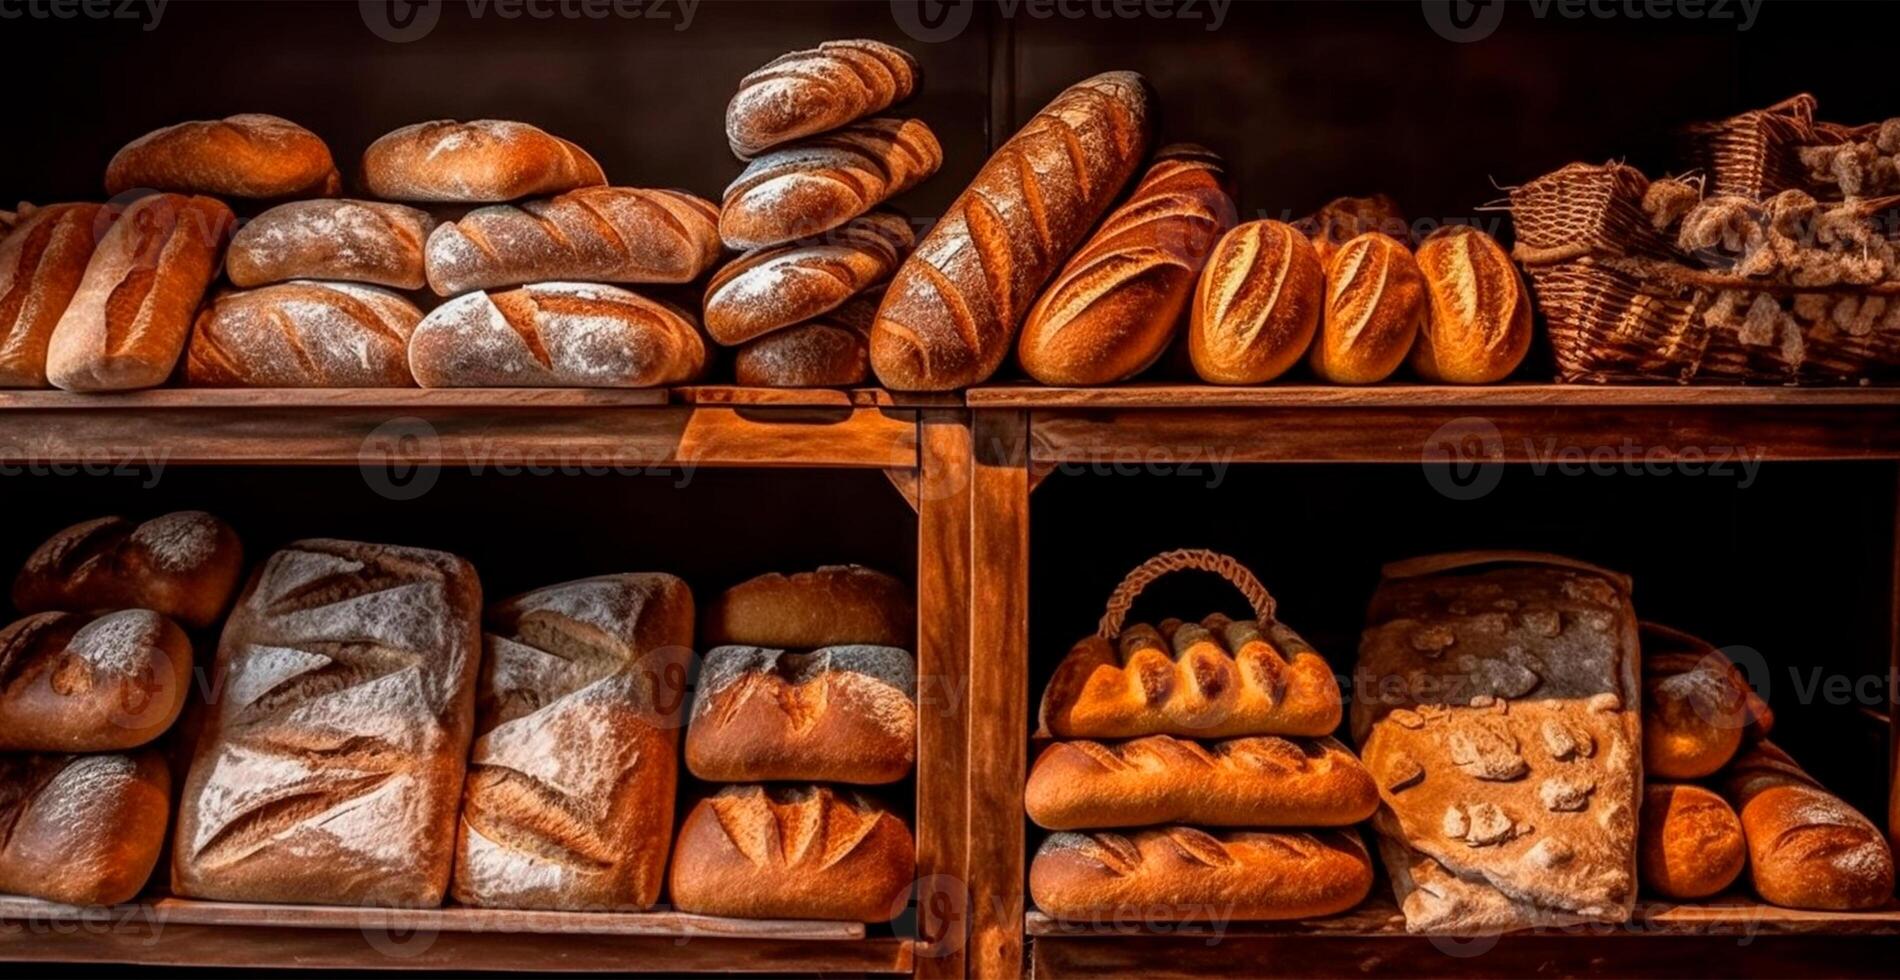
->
[968, 383, 1900, 408]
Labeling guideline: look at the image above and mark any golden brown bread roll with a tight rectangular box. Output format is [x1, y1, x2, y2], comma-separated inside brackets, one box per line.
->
[408, 283, 706, 388]
[870, 71, 1152, 391]
[425, 187, 722, 296]
[1639, 783, 1745, 900]
[1017, 145, 1236, 386]
[0, 203, 103, 388]
[1025, 734, 1377, 831]
[14, 511, 244, 630]
[105, 114, 339, 199]
[226, 199, 435, 290]
[701, 565, 913, 649]
[1411, 225, 1532, 383]
[1302, 194, 1410, 267]
[724, 39, 920, 159]
[1310, 232, 1426, 384]
[703, 211, 912, 345]
[186, 282, 421, 387]
[732, 292, 876, 388]
[1644, 652, 1753, 781]
[362, 120, 606, 203]
[45, 193, 235, 392]
[719, 118, 940, 251]
[0, 610, 193, 753]
[1722, 742, 1894, 910]
[668, 785, 915, 922]
[1189, 220, 1325, 384]
[686, 645, 915, 784]
[0, 751, 171, 906]
[1030, 827, 1373, 922]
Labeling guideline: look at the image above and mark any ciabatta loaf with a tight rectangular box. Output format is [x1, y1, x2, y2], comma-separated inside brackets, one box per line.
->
[425, 187, 721, 296]
[226, 199, 434, 290]
[14, 511, 244, 630]
[1030, 827, 1373, 922]
[703, 210, 912, 345]
[0, 610, 193, 752]
[0, 203, 104, 387]
[725, 40, 920, 159]
[719, 118, 939, 250]
[362, 120, 605, 203]
[408, 283, 706, 388]
[686, 644, 915, 784]
[106, 114, 339, 199]
[187, 282, 421, 387]
[0, 751, 170, 906]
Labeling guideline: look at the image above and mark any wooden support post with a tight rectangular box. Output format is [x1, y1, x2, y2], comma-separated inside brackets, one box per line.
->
[915, 409, 973, 978]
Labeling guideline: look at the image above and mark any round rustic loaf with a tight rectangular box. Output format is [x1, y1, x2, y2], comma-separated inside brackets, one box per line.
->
[1412, 225, 1532, 383]
[686, 645, 916, 784]
[1189, 220, 1324, 384]
[0, 610, 194, 753]
[361, 120, 606, 203]
[0, 750, 172, 906]
[187, 281, 422, 387]
[105, 114, 339, 199]
[14, 511, 244, 630]
[1310, 231, 1425, 384]
[1639, 783, 1746, 900]
[701, 565, 912, 649]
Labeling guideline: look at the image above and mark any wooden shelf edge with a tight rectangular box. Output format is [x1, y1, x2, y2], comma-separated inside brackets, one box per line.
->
[970, 383, 1900, 408]
[0, 388, 675, 409]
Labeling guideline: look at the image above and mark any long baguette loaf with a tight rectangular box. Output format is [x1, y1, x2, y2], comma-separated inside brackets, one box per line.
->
[362, 120, 606, 203]
[1722, 741, 1894, 910]
[725, 40, 920, 159]
[703, 211, 912, 345]
[686, 644, 916, 784]
[1030, 827, 1373, 922]
[14, 511, 244, 630]
[187, 282, 422, 387]
[0, 751, 171, 906]
[733, 289, 878, 387]
[105, 114, 339, 199]
[1017, 145, 1236, 385]
[227, 200, 435, 290]
[425, 187, 722, 296]
[1025, 734, 1377, 831]
[0, 203, 104, 387]
[870, 72, 1152, 391]
[409, 283, 706, 388]
[719, 118, 940, 250]
[0, 610, 193, 753]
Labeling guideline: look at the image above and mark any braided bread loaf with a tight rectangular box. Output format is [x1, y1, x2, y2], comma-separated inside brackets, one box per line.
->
[724, 40, 920, 159]
[719, 118, 940, 250]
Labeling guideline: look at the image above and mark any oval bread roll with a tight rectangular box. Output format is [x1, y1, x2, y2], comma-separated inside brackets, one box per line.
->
[0, 203, 104, 387]
[409, 283, 706, 388]
[186, 282, 422, 387]
[105, 114, 339, 199]
[0, 610, 194, 753]
[362, 120, 606, 203]
[1723, 742, 1895, 910]
[724, 39, 920, 159]
[0, 751, 172, 906]
[227, 199, 435, 290]
[13, 511, 245, 630]
[1030, 827, 1373, 922]
[733, 295, 875, 388]
[1310, 232, 1426, 384]
[1412, 225, 1532, 383]
[719, 118, 940, 251]
[701, 565, 912, 649]
[703, 211, 912, 345]
[1189, 220, 1325, 384]
[1643, 651, 1751, 780]
[425, 187, 721, 296]
[1639, 783, 1745, 900]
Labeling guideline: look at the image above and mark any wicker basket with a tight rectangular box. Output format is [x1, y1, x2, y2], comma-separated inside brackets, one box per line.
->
[1689, 94, 1877, 201]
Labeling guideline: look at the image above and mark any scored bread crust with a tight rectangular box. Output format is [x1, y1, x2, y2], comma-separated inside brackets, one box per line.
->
[227, 199, 435, 290]
[700, 565, 913, 649]
[0, 610, 193, 753]
[105, 114, 339, 199]
[425, 187, 721, 296]
[724, 40, 920, 159]
[1722, 742, 1895, 910]
[362, 120, 606, 203]
[1188, 220, 1325, 384]
[408, 282, 707, 388]
[719, 118, 940, 250]
[1030, 826, 1373, 922]
[686, 644, 916, 784]
[1310, 231, 1426, 384]
[703, 211, 912, 345]
[0, 750, 171, 906]
[0, 203, 105, 387]
[1638, 783, 1745, 900]
[13, 511, 244, 630]
[187, 281, 422, 387]
[1411, 225, 1532, 383]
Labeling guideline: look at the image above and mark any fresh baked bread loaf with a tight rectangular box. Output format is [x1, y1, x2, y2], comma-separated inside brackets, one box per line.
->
[719, 118, 940, 250]
[1355, 552, 1641, 934]
[686, 644, 915, 784]
[105, 114, 339, 199]
[0, 751, 170, 906]
[1189, 220, 1325, 384]
[172, 539, 481, 907]
[1017, 145, 1236, 386]
[1038, 613, 1341, 740]
[1310, 231, 1425, 384]
[870, 72, 1152, 391]
[1644, 650, 1752, 781]
[45, 193, 235, 392]
[425, 187, 722, 296]
[1025, 734, 1377, 831]
[408, 283, 706, 388]
[226, 199, 434, 290]
[0, 610, 192, 752]
[1639, 783, 1745, 900]
[14, 511, 244, 630]
[453, 574, 694, 912]
[701, 565, 913, 649]
[724, 39, 920, 159]
[703, 210, 912, 345]
[362, 120, 606, 203]
[1030, 827, 1373, 922]
[1411, 225, 1532, 383]
[1722, 742, 1894, 910]
[669, 784, 915, 921]
[186, 282, 421, 387]
[0, 203, 105, 388]
[732, 291, 876, 387]
[1302, 194, 1410, 267]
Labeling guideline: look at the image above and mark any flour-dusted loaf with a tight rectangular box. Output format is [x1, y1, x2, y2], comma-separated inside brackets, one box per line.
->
[870, 72, 1152, 390]
[45, 193, 235, 392]
[1017, 145, 1236, 386]
[686, 644, 915, 784]
[0, 750, 170, 906]
[719, 118, 940, 250]
[425, 187, 722, 296]
[1354, 551, 1642, 935]
[171, 539, 482, 907]
[1030, 827, 1373, 922]
[0, 610, 193, 752]
[105, 114, 339, 199]
[1038, 613, 1341, 740]
[1301, 194, 1411, 267]
[362, 120, 606, 203]
[408, 282, 706, 388]
[1310, 231, 1426, 384]
[14, 511, 244, 630]
[1642, 622, 1768, 779]
[703, 210, 913, 345]
[1639, 783, 1745, 900]
[1411, 225, 1532, 384]
[701, 565, 913, 649]
[732, 289, 877, 387]
[1189, 220, 1325, 384]
[1722, 741, 1894, 910]
[0, 203, 105, 387]
[226, 199, 435, 290]
[668, 784, 915, 921]
[453, 574, 694, 912]
[724, 39, 920, 159]
[186, 282, 422, 387]
[1025, 734, 1376, 831]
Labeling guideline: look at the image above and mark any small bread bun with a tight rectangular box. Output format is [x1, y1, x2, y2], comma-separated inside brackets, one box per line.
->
[1310, 232, 1426, 384]
[1188, 220, 1324, 384]
[1412, 225, 1532, 383]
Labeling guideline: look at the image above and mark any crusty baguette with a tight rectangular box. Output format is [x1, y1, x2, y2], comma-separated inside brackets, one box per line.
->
[870, 72, 1152, 391]
[1030, 827, 1373, 922]
[719, 118, 940, 250]
[0, 751, 171, 906]
[226, 199, 434, 289]
[0, 203, 104, 387]
[1411, 225, 1532, 383]
[1722, 741, 1894, 910]
[1639, 783, 1745, 900]
[45, 193, 235, 392]
[1310, 231, 1426, 384]
[1025, 734, 1377, 831]
[105, 114, 339, 199]
[408, 282, 706, 388]
[703, 211, 912, 345]
[187, 282, 421, 387]
[724, 39, 920, 159]
[362, 120, 606, 203]
[0, 610, 193, 753]
[701, 565, 913, 649]
[1017, 145, 1235, 386]
[732, 290, 877, 387]
[1189, 220, 1324, 384]
[14, 511, 244, 630]
[686, 645, 915, 784]
[425, 187, 721, 296]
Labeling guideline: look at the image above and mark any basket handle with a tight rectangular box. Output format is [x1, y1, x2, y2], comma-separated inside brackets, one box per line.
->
[1097, 549, 1276, 640]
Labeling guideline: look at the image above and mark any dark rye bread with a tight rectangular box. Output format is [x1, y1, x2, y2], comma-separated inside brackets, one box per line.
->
[719, 118, 940, 250]
[724, 40, 920, 159]
[425, 187, 722, 296]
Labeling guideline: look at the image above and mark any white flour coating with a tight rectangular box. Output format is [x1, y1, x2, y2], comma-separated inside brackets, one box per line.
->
[196, 282, 420, 385]
[426, 188, 719, 294]
[230, 200, 432, 286]
[128, 511, 222, 572]
[410, 283, 702, 387]
[725, 40, 916, 156]
[24, 754, 140, 832]
[692, 643, 915, 739]
[68, 609, 166, 676]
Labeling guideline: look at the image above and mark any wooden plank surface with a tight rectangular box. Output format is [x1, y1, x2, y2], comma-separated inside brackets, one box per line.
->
[970, 383, 1900, 408]
[672, 386, 964, 409]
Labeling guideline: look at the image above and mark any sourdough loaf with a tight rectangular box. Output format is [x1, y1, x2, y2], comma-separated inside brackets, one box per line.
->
[408, 283, 706, 388]
[686, 644, 915, 784]
[1030, 827, 1373, 922]
[186, 282, 421, 387]
[0, 203, 104, 387]
[703, 210, 912, 345]
[701, 565, 913, 649]
[732, 290, 876, 387]
[1189, 220, 1325, 384]
[14, 511, 244, 630]
[362, 120, 606, 203]
[719, 118, 940, 250]
[1310, 231, 1425, 384]
[0, 751, 170, 906]
[1411, 225, 1532, 384]
[1722, 742, 1894, 910]
[725, 40, 920, 159]
[226, 200, 434, 290]
[453, 574, 694, 911]
[0, 610, 192, 752]
[1639, 783, 1745, 900]
[105, 115, 339, 199]
[425, 187, 722, 296]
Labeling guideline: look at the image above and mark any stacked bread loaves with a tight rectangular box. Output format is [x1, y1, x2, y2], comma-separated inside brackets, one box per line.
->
[0, 511, 243, 905]
[1028, 552, 1375, 923]
[671, 565, 918, 921]
[711, 40, 940, 387]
